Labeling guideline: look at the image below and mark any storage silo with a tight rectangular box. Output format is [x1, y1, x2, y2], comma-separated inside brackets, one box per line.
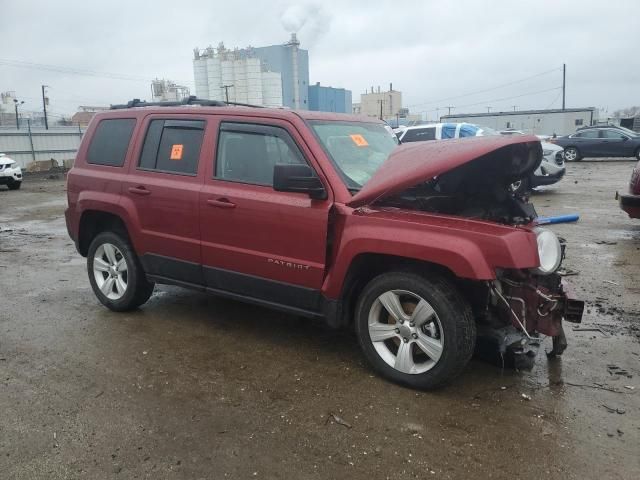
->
[245, 57, 263, 105]
[193, 49, 209, 99]
[262, 72, 283, 108]
[233, 59, 248, 103]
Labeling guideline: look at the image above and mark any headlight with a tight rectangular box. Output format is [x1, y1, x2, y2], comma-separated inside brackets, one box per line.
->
[542, 149, 554, 156]
[533, 227, 562, 275]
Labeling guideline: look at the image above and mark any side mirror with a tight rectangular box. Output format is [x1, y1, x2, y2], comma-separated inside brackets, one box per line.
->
[622, 136, 629, 141]
[273, 163, 327, 200]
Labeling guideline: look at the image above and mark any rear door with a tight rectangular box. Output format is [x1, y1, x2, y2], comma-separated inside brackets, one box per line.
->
[600, 129, 633, 157]
[122, 115, 211, 285]
[199, 117, 332, 313]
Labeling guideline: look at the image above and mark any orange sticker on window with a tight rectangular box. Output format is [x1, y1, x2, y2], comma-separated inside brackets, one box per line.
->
[350, 134, 369, 147]
[170, 144, 184, 160]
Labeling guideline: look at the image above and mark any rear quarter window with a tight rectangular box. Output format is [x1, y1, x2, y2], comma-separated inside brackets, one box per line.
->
[86, 118, 136, 167]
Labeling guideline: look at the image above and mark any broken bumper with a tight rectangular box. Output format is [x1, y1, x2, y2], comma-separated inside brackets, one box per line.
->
[487, 273, 584, 366]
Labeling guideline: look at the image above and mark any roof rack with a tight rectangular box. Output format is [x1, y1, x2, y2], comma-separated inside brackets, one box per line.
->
[110, 96, 264, 110]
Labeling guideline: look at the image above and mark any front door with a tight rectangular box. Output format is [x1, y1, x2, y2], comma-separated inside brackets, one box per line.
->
[122, 116, 210, 285]
[199, 118, 332, 313]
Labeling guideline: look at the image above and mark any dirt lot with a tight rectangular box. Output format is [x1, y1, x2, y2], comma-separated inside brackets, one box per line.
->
[1, 162, 638, 480]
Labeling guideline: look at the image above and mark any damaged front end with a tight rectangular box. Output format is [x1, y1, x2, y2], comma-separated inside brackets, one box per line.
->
[479, 237, 585, 369]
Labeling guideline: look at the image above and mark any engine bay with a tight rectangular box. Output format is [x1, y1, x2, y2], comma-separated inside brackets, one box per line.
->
[378, 144, 539, 225]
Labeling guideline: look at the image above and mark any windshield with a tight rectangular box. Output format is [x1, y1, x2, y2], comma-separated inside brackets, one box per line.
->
[310, 121, 398, 190]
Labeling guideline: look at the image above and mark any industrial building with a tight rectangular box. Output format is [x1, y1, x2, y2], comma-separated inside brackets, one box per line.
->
[151, 79, 190, 102]
[193, 34, 308, 109]
[308, 83, 352, 113]
[353, 85, 403, 119]
[441, 107, 598, 136]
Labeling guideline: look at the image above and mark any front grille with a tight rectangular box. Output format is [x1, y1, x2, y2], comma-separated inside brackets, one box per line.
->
[555, 151, 564, 166]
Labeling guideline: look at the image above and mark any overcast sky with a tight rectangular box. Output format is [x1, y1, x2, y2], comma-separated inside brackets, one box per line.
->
[2, 0, 638, 120]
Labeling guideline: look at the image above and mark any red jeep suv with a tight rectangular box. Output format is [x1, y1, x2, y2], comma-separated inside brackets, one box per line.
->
[65, 97, 583, 389]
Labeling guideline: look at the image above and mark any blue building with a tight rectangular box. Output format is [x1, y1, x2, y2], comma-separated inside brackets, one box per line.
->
[308, 82, 352, 114]
[253, 34, 309, 110]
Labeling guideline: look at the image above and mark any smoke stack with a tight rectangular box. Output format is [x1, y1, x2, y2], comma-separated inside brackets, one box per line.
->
[287, 34, 301, 109]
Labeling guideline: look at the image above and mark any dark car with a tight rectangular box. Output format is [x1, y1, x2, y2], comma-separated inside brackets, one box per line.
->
[617, 159, 640, 218]
[554, 127, 640, 161]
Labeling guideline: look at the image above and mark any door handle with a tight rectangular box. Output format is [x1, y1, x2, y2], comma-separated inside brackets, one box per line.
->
[207, 198, 236, 209]
[128, 186, 151, 196]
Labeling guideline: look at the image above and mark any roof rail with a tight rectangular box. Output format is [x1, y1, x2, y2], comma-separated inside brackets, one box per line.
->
[110, 96, 264, 110]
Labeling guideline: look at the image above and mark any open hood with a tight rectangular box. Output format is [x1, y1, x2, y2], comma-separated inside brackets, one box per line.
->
[347, 135, 542, 208]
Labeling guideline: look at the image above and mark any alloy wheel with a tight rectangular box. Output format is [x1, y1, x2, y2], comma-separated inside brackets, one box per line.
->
[367, 289, 444, 374]
[93, 243, 128, 300]
[564, 148, 578, 161]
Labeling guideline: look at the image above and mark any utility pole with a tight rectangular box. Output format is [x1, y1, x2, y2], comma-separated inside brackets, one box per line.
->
[42, 85, 49, 130]
[486, 106, 492, 113]
[445, 106, 454, 116]
[220, 84, 234, 103]
[512, 105, 518, 112]
[378, 99, 384, 120]
[562, 63, 566, 110]
[13, 99, 24, 129]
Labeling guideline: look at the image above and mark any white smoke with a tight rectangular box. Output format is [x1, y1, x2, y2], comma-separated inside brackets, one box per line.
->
[280, 3, 332, 47]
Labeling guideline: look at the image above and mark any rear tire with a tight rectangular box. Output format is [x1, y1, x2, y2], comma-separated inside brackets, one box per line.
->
[354, 271, 476, 390]
[635, 148, 640, 161]
[87, 231, 154, 311]
[7, 180, 21, 190]
[564, 147, 581, 162]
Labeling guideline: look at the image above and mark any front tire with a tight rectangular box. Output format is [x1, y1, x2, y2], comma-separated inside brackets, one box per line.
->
[87, 231, 154, 311]
[564, 147, 581, 162]
[7, 180, 21, 190]
[355, 271, 476, 389]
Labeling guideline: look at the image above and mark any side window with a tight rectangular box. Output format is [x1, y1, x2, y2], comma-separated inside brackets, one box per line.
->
[575, 119, 584, 126]
[215, 123, 304, 186]
[574, 130, 598, 139]
[87, 118, 136, 167]
[401, 128, 435, 142]
[601, 129, 627, 139]
[138, 119, 204, 175]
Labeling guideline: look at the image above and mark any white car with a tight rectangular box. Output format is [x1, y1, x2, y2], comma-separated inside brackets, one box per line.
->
[0, 154, 23, 190]
[395, 123, 565, 192]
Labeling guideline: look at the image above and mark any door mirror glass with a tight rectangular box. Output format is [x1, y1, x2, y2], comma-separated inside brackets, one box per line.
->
[273, 163, 327, 200]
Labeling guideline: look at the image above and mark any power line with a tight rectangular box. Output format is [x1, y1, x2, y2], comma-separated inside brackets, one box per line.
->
[405, 67, 562, 109]
[414, 86, 562, 115]
[0, 58, 194, 86]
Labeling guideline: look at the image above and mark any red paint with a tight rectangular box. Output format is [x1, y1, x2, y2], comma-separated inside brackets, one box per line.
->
[66, 107, 543, 302]
[619, 159, 640, 218]
[348, 135, 541, 208]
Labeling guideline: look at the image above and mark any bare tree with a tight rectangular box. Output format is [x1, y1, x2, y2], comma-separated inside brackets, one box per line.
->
[612, 106, 640, 118]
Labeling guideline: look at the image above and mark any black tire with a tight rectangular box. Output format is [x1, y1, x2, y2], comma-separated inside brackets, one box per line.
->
[635, 147, 640, 161]
[564, 147, 581, 162]
[7, 180, 21, 190]
[87, 231, 154, 311]
[354, 271, 476, 390]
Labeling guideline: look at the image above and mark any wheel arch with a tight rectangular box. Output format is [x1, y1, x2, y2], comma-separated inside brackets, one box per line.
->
[331, 253, 459, 329]
[78, 210, 131, 256]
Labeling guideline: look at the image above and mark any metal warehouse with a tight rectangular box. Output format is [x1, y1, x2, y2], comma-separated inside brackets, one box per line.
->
[441, 107, 598, 136]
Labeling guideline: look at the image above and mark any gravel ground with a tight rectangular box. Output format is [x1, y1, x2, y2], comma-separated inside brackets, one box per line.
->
[0, 160, 638, 480]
